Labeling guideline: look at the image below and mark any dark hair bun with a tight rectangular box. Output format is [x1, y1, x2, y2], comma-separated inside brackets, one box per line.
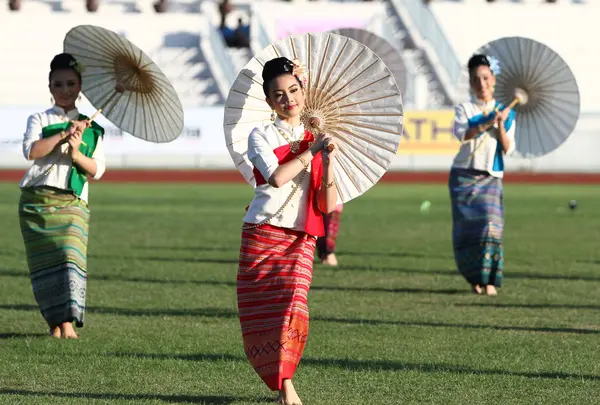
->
[50, 53, 78, 72]
[262, 57, 295, 82]
[467, 54, 490, 72]
[262, 57, 298, 96]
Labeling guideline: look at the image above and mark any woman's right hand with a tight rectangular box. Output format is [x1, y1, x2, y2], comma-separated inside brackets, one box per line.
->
[311, 132, 333, 153]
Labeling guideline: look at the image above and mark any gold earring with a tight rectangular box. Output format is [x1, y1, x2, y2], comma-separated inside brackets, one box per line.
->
[270, 110, 276, 122]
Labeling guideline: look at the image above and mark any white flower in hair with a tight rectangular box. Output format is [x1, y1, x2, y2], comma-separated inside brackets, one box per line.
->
[291, 58, 308, 88]
[69, 59, 85, 74]
[486, 55, 501, 76]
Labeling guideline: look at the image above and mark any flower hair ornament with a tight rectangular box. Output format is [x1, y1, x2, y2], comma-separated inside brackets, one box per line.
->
[69, 59, 85, 74]
[486, 55, 501, 76]
[291, 58, 308, 88]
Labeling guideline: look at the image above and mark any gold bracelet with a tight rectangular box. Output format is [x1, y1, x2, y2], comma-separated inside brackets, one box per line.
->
[324, 180, 335, 188]
[296, 155, 309, 169]
[72, 152, 79, 164]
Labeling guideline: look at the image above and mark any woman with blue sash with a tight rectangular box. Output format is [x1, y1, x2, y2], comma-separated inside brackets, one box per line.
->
[449, 54, 516, 296]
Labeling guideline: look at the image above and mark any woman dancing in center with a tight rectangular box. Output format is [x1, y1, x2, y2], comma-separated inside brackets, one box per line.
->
[449, 54, 516, 296]
[237, 57, 339, 405]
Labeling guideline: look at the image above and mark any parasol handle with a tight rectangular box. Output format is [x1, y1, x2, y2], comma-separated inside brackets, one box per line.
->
[506, 97, 520, 110]
[493, 97, 521, 114]
[308, 117, 336, 152]
[88, 108, 102, 122]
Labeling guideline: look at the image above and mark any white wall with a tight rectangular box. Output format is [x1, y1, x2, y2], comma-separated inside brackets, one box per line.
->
[429, 2, 600, 111]
[0, 13, 203, 106]
[2, 105, 599, 173]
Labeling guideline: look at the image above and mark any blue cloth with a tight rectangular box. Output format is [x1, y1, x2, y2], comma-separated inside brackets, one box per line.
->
[465, 101, 516, 173]
[449, 168, 504, 287]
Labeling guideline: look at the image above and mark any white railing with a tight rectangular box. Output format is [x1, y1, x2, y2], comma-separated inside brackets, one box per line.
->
[250, 11, 271, 55]
[388, 0, 463, 103]
[198, 4, 238, 99]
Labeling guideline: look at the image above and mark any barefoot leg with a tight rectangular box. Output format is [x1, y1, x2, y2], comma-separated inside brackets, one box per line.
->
[281, 379, 302, 405]
[49, 326, 61, 338]
[60, 322, 79, 339]
[321, 253, 338, 266]
[485, 285, 498, 296]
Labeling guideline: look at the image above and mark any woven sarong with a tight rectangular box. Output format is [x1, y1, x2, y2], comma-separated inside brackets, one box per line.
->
[237, 224, 315, 391]
[316, 204, 343, 259]
[18, 186, 90, 327]
[449, 168, 504, 287]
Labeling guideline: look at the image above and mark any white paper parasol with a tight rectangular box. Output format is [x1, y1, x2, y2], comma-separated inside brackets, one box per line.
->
[330, 28, 407, 96]
[223, 32, 404, 203]
[64, 25, 184, 143]
[476, 36, 580, 158]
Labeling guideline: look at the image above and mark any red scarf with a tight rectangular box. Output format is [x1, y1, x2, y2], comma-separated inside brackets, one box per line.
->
[253, 130, 325, 237]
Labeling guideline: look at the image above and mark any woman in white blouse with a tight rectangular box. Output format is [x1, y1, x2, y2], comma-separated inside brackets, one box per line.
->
[18, 53, 106, 339]
[449, 54, 516, 296]
[237, 57, 339, 405]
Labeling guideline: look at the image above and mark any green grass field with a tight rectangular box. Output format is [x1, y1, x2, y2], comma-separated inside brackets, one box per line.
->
[1, 182, 600, 405]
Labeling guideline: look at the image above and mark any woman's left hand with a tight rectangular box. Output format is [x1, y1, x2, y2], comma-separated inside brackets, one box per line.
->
[495, 108, 510, 126]
[70, 120, 90, 134]
[67, 131, 83, 155]
[323, 138, 338, 164]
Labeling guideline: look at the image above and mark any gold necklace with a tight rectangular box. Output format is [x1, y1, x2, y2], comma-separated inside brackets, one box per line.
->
[475, 99, 494, 116]
[277, 128, 300, 154]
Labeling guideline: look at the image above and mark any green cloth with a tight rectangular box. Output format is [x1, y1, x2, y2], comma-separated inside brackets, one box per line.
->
[41, 114, 104, 197]
[18, 186, 90, 327]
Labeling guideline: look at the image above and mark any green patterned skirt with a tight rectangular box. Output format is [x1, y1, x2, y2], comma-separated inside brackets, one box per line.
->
[18, 186, 90, 327]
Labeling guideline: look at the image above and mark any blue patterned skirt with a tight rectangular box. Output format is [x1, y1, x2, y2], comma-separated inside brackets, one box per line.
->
[449, 168, 504, 287]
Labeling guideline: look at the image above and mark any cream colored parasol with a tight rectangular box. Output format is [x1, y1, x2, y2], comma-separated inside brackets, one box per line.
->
[330, 28, 407, 96]
[223, 32, 404, 203]
[475, 36, 580, 157]
[64, 25, 184, 143]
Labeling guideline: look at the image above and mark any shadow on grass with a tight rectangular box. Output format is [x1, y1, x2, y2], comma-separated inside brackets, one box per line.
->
[324, 265, 600, 283]
[0, 269, 465, 295]
[0, 304, 237, 319]
[456, 302, 600, 311]
[89, 254, 239, 265]
[336, 250, 450, 260]
[0, 389, 261, 404]
[0, 333, 47, 339]
[1, 304, 598, 335]
[132, 245, 237, 253]
[109, 352, 600, 382]
[5, 265, 599, 284]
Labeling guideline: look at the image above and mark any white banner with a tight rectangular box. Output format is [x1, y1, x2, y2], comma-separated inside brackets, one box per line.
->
[3, 105, 600, 172]
[0, 104, 229, 159]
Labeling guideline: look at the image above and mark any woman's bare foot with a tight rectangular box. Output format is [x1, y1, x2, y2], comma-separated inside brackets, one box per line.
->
[60, 322, 79, 339]
[485, 285, 498, 296]
[321, 253, 338, 266]
[280, 379, 302, 405]
[49, 326, 61, 338]
[472, 284, 483, 295]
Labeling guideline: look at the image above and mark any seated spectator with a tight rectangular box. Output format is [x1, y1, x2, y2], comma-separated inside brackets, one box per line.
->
[9, 0, 21, 11]
[219, 0, 249, 48]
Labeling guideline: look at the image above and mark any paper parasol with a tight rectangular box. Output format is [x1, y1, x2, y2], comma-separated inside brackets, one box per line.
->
[223, 32, 404, 203]
[476, 36, 580, 157]
[64, 25, 184, 143]
[330, 28, 407, 96]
